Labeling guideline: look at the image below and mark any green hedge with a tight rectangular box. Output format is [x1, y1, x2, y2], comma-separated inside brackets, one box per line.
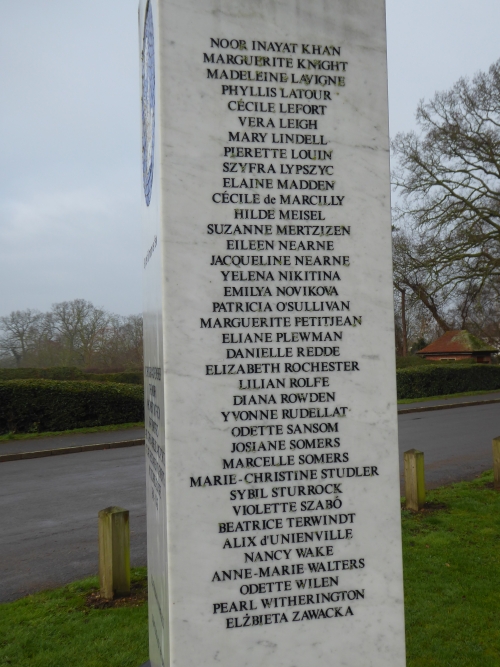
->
[82, 371, 143, 385]
[0, 368, 143, 384]
[396, 364, 500, 400]
[395, 356, 432, 369]
[3, 366, 498, 433]
[0, 380, 144, 434]
[0, 367, 84, 381]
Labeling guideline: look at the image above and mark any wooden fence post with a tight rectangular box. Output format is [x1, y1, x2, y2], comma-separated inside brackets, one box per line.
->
[404, 449, 425, 511]
[493, 437, 500, 490]
[98, 506, 130, 599]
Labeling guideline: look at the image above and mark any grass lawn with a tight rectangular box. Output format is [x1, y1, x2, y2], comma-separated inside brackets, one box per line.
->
[1, 475, 499, 666]
[402, 471, 500, 665]
[397, 388, 500, 405]
[0, 569, 149, 667]
[0, 422, 145, 443]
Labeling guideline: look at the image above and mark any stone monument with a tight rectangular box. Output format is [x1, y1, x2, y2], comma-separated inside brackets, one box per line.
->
[139, 0, 406, 665]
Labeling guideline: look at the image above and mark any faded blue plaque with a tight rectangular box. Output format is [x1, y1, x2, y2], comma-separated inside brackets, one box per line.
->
[142, 1, 155, 206]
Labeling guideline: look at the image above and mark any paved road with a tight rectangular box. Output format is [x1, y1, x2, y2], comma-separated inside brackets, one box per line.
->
[397, 391, 500, 411]
[1, 402, 499, 603]
[398, 401, 500, 490]
[0, 447, 147, 603]
[0, 427, 145, 456]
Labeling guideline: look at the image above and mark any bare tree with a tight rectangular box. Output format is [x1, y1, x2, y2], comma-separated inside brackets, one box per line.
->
[0, 310, 42, 367]
[94, 314, 143, 370]
[392, 59, 500, 293]
[49, 299, 110, 366]
[392, 228, 453, 333]
[393, 277, 439, 355]
[0, 300, 143, 370]
[78, 305, 111, 368]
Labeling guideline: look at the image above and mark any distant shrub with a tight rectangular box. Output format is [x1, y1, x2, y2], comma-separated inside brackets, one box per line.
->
[0, 367, 84, 381]
[396, 356, 480, 369]
[396, 364, 500, 399]
[0, 380, 144, 434]
[82, 371, 143, 385]
[83, 367, 141, 374]
[0, 367, 143, 384]
[395, 356, 432, 369]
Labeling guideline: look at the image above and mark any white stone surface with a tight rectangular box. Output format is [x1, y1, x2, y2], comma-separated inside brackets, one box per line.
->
[140, 0, 406, 666]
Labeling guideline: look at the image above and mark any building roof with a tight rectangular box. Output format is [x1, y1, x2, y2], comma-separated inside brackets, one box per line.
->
[416, 330, 498, 355]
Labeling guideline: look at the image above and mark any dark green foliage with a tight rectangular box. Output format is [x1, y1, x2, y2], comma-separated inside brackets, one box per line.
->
[0, 569, 148, 667]
[0, 367, 84, 380]
[397, 363, 500, 399]
[0, 367, 143, 384]
[402, 472, 500, 665]
[410, 337, 428, 354]
[396, 355, 432, 369]
[82, 371, 143, 385]
[396, 356, 478, 369]
[0, 380, 144, 434]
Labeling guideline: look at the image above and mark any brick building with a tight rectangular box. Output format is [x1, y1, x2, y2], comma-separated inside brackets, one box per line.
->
[416, 330, 497, 364]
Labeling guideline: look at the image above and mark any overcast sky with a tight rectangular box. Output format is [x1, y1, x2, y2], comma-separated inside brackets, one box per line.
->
[0, 0, 499, 316]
